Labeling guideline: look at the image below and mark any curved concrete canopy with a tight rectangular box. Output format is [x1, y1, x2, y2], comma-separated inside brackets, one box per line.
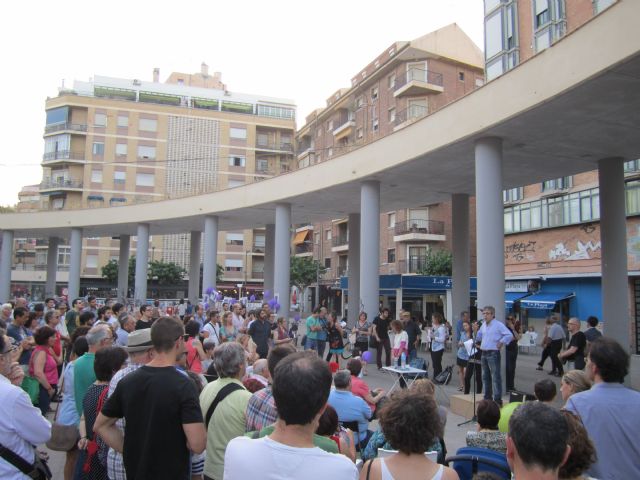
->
[2, 1, 639, 239]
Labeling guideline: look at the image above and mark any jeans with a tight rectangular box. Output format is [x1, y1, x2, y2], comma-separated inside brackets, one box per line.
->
[305, 338, 319, 352]
[481, 350, 502, 403]
[408, 347, 418, 362]
[376, 338, 391, 368]
[431, 349, 444, 378]
[38, 384, 54, 416]
[505, 348, 518, 391]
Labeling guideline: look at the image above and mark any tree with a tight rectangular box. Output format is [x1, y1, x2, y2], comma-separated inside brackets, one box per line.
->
[417, 248, 453, 276]
[102, 256, 186, 285]
[290, 256, 327, 294]
[0, 205, 16, 213]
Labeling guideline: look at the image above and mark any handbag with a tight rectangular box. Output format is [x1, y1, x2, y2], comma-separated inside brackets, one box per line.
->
[434, 365, 453, 385]
[20, 375, 40, 406]
[46, 366, 80, 452]
[0, 442, 52, 480]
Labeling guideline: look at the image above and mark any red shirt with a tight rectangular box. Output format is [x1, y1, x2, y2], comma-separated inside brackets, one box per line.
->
[350, 375, 375, 413]
[53, 331, 62, 357]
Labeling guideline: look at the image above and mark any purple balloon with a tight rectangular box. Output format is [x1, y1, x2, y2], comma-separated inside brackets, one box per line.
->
[230, 298, 237, 305]
[203, 302, 209, 310]
[268, 298, 277, 308]
[361, 351, 372, 363]
[264, 290, 272, 300]
[216, 293, 224, 301]
[205, 286, 214, 295]
[294, 314, 300, 321]
[274, 302, 280, 311]
[249, 294, 256, 302]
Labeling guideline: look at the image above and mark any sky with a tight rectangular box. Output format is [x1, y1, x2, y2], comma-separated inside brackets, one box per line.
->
[0, 0, 484, 207]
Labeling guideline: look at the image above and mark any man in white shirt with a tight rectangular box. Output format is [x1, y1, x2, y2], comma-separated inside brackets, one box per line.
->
[231, 303, 245, 332]
[201, 311, 221, 347]
[224, 352, 357, 479]
[249, 359, 270, 387]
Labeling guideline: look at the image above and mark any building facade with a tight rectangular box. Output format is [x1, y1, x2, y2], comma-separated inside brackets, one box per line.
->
[13, 64, 295, 300]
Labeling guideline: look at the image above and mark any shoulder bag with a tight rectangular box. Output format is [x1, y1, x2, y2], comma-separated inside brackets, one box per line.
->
[205, 382, 245, 428]
[0, 442, 52, 479]
[46, 365, 80, 451]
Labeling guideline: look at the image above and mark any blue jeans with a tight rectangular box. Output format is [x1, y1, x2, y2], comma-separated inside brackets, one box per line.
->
[481, 350, 502, 403]
[305, 338, 319, 351]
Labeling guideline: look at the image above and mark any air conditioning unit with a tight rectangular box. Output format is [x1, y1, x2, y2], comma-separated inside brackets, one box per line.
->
[133, 79, 141, 86]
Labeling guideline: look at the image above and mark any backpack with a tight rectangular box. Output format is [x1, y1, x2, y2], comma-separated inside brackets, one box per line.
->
[434, 365, 453, 385]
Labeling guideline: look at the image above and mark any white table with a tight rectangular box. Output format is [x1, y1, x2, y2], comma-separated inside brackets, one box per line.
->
[382, 365, 428, 394]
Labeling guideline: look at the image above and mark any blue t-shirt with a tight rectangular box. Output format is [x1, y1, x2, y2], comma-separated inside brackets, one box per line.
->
[328, 389, 371, 441]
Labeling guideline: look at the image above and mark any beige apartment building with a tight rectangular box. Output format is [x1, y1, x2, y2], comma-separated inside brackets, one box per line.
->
[13, 64, 296, 299]
[292, 24, 484, 312]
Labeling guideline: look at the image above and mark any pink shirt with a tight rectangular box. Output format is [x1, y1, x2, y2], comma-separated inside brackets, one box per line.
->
[185, 337, 202, 373]
[350, 375, 375, 414]
[29, 346, 58, 386]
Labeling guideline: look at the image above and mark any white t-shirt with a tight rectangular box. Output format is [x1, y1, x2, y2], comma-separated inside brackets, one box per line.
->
[201, 322, 221, 347]
[224, 435, 357, 480]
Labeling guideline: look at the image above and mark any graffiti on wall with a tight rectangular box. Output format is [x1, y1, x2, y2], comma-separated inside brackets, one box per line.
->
[505, 240, 537, 262]
[548, 240, 601, 261]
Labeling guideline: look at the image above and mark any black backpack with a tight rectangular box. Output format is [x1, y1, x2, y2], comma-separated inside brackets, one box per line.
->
[434, 365, 453, 385]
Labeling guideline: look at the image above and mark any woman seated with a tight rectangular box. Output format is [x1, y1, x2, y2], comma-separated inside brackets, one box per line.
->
[360, 389, 458, 480]
[466, 399, 507, 454]
[316, 405, 356, 462]
[560, 370, 592, 406]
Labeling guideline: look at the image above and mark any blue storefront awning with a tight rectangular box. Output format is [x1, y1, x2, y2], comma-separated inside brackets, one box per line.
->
[520, 292, 574, 310]
[505, 292, 531, 308]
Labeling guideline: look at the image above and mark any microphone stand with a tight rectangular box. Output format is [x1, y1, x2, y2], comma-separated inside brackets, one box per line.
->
[458, 326, 479, 426]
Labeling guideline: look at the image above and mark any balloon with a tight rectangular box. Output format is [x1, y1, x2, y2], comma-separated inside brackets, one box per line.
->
[294, 314, 301, 321]
[498, 402, 523, 433]
[249, 294, 256, 302]
[264, 290, 272, 300]
[216, 293, 224, 301]
[361, 351, 372, 363]
[274, 302, 280, 311]
[203, 302, 209, 311]
[230, 298, 237, 305]
[268, 298, 277, 308]
[205, 286, 214, 295]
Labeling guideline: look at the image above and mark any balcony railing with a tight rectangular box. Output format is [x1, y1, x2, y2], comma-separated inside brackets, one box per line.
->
[252, 243, 266, 254]
[42, 150, 86, 161]
[394, 219, 445, 236]
[251, 270, 264, 279]
[294, 243, 314, 255]
[256, 141, 293, 152]
[40, 178, 83, 190]
[336, 266, 348, 277]
[44, 122, 88, 134]
[395, 68, 444, 91]
[332, 234, 348, 247]
[398, 256, 429, 274]
[394, 104, 428, 126]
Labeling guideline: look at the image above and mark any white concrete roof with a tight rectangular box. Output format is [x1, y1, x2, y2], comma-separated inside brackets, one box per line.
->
[3, 1, 639, 239]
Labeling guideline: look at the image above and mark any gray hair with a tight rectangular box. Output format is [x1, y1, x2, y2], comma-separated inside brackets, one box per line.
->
[213, 342, 246, 378]
[334, 370, 352, 389]
[86, 324, 111, 346]
[253, 359, 268, 376]
[2, 303, 12, 311]
[118, 312, 132, 329]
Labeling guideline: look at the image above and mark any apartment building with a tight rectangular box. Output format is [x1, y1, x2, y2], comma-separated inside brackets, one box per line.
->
[483, 0, 640, 349]
[13, 64, 295, 300]
[293, 24, 483, 314]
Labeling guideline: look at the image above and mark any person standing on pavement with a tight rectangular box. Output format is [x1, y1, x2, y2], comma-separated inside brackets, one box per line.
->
[401, 311, 421, 362]
[304, 308, 322, 353]
[430, 312, 447, 378]
[373, 308, 391, 370]
[316, 307, 329, 359]
[505, 315, 521, 393]
[352, 312, 372, 376]
[248, 309, 272, 359]
[477, 306, 513, 406]
[558, 317, 586, 370]
[547, 315, 566, 376]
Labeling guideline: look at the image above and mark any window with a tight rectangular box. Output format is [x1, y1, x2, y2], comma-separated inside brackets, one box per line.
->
[224, 259, 243, 272]
[626, 180, 640, 215]
[388, 212, 396, 228]
[228, 179, 245, 188]
[372, 118, 379, 132]
[226, 233, 244, 245]
[387, 249, 396, 263]
[51, 198, 64, 210]
[137, 145, 156, 159]
[136, 173, 154, 187]
[533, 0, 566, 52]
[138, 118, 157, 132]
[534, 0, 551, 28]
[328, 147, 333, 158]
[542, 176, 572, 191]
[229, 155, 246, 167]
[485, 0, 502, 13]
[86, 254, 98, 269]
[625, 159, 640, 172]
[115, 143, 127, 156]
[326, 229, 332, 240]
[458, 72, 465, 81]
[44, 134, 70, 156]
[356, 96, 364, 108]
[257, 133, 269, 147]
[324, 258, 331, 269]
[57, 246, 70, 266]
[91, 170, 103, 183]
[484, 1, 519, 81]
[254, 234, 265, 247]
[371, 86, 378, 101]
[46, 107, 68, 126]
[388, 73, 396, 89]
[256, 159, 269, 172]
[94, 113, 107, 127]
[314, 232, 320, 245]
[326, 121, 333, 132]
[92, 142, 104, 155]
[117, 115, 128, 127]
[229, 127, 247, 139]
[388, 108, 396, 123]
[503, 187, 523, 202]
[257, 105, 295, 120]
[356, 128, 363, 139]
[593, 0, 616, 14]
[485, 10, 504, 60]
[114, 171, 126, 184]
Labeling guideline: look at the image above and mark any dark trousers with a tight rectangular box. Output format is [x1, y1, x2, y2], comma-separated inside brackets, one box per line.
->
[38, 384, 55, 416]
[549, 339, 564, 374]
[505, 348, 518, 391]
[316, 340, 327, 359]
[538, 344, 551, 367]
[376, 338, 391, 368]
[464, 360, 482, 394]
[431, 349, 444, 378]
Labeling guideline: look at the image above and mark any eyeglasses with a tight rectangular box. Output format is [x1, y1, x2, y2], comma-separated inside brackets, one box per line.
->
[1, 344, 18, 355]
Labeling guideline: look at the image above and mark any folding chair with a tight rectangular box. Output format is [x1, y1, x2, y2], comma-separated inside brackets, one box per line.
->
[445, 447, 511, 480]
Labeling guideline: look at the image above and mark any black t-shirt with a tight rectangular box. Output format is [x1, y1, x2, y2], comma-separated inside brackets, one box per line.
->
[567, 331, 586, 363]
[373, 316, 391, 340]
[102, 366, 203, 480]
[248, 319, 272, 357]
[405, 321, 422, 350]
[135, 319, 151, 330]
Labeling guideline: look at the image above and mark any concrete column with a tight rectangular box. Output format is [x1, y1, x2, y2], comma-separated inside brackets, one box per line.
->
[598, 158, 630, 351]
[452, 193, 471, 341]
[68, 228, 82, 302]
[475, 138, 505, 322]
[0, 230, 14, 301]
[347, 213, 360, 326]
[360, 181, 380, 320]
[264, 224, 275, 295]
[274, 203, 291, 319]
[189, 231, 202, 304]
[134, 223, 150, 306]
[45, 237, 59, 297]
[395, 288, 403, 319]
[202, 215, 219, 298]
[117, 235, 130, 302]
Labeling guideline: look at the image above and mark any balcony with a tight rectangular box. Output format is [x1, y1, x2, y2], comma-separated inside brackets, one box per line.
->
[331, 234, 349, 253]
[332, 111, 355, 141]
[255, 140, 294, 154]
[252, 243, 266, 254]
[393, 68, 444, 98]
[39, 177, 83, 194]
[42, 150, 86, 166]
[294, 242, 314, 257]
[336, 266, 348, 278]
[398, 256, 430, 274]
[44, 122, 88, 135]
[250, 270, 265, 279]
[393, 219, 446, 243]
[394, 104, 429, 130]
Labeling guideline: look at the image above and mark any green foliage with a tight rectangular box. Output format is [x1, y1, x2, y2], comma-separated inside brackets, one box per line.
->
[101, 259, 120, 284]
[0, 205, 16, 213]
[102, 256, 186, 285]
[417, 248, 453, 276]
[290, 256, 327, 291]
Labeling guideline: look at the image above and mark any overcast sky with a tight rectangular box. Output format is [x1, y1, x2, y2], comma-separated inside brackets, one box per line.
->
[0, 0, 484, 206]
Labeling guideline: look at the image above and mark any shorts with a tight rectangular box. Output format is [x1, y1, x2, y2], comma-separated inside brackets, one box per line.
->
[355, 341, 369, 356]
[456, 357, 468, 368]
[329, 348, 344, 354]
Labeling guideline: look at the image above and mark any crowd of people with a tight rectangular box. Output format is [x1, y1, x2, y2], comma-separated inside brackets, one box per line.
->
[0, 295, 639, 480]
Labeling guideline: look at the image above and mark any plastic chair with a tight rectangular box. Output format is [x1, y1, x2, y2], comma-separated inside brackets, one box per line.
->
[445, 447, 511, 480]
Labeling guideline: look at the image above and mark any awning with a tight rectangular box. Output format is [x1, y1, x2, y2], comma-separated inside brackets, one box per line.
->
[505, 292, 530, 308]
[293, 230, 310, 245]
[520, 292, 574, 310]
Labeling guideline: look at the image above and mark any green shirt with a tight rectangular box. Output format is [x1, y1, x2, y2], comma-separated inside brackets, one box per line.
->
[73, 352, 95, 415]
[66, 310, 79, 335]
[246, 424, 339, 454]
[200, 377, 252, 480]
[306, 316, 320, 340]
